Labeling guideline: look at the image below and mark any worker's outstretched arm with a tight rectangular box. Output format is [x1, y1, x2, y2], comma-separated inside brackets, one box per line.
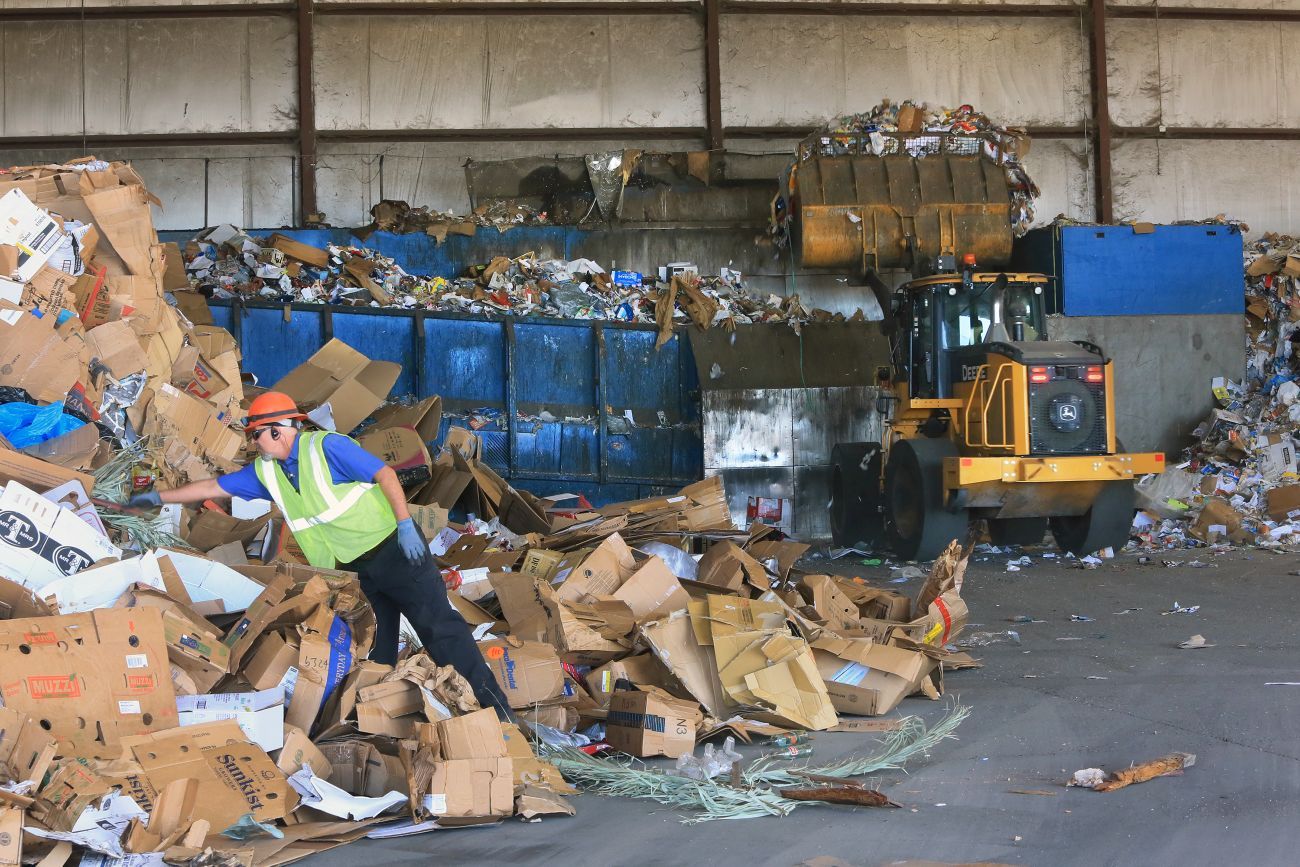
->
[160, 478, 229, 504]
[126, 477, 228, 509]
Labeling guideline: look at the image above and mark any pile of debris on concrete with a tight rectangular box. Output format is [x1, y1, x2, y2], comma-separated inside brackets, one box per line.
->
[1132, 233, 1300, 550]
[354, 198, 550, 240]
[0, 156, 972, 864]
[181, 227, 865, 331]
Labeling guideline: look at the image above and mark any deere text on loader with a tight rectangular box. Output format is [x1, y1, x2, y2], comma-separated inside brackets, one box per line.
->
[779, 128, 1165, 560]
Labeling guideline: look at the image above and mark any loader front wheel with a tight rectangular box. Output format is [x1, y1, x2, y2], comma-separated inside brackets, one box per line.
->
[1050, 480, 1136, 556]
[885, 438, 969, 562]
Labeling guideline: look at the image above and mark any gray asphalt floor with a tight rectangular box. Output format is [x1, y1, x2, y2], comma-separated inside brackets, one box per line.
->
[311, 546, 1300, 866]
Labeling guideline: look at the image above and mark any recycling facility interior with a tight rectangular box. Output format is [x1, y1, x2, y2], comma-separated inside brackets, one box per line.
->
[0, 0, 1297, 866]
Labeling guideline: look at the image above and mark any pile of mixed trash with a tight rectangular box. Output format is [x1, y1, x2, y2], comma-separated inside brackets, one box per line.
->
[779, 99, 1039, 236]
[355, 198, 550, 241]
[183, 229, 866, 334]
[1132, 233, 1300, 550]
[0, 157, 970, 865]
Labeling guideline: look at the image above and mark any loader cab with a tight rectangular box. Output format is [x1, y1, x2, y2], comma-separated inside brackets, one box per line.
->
[898, 273, 1049, 399]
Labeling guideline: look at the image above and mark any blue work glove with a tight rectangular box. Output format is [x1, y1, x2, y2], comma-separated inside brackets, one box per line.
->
[125, 491, 162, 510]
[396, 518, 428, 565]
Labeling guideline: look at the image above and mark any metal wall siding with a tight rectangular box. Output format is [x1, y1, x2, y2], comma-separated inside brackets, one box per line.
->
[238, 306, 324, 385]
[211, 299, 703, 498]
[331, 311, 418, 397]
[420, 318, 507, 409]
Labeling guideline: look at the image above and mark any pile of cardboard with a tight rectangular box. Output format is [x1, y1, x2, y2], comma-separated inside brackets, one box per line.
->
[0, 157, 976, 865]
[1135, 233, 1300, 550]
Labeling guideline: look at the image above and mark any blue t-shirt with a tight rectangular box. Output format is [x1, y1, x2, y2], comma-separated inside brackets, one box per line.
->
[217, 432, 387, 501]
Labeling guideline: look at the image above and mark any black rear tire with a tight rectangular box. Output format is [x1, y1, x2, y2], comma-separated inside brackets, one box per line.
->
[884, 438, 969, 561]
[988, 516, 1048, 547]
[1050, 480, 1136, 555]
[830, 442, 884, 547]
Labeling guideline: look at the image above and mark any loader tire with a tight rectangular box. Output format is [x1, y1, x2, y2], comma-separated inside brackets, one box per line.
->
[884, 438, 968, 562]
[830, 442, 884, 547]
[1050, 480, 1136, 556]
[988, 517, 1048, 547]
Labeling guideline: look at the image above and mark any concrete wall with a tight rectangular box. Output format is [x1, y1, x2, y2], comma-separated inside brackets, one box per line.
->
[1047, 313, 1246, 457]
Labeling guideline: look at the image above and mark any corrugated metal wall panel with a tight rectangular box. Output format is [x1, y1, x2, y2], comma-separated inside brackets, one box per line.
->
[314, 13, 702, 132]
[720, 14, 1088, 127]
[1112, 139, 1300, 228]
[0, 18, 295, 137]
[1108, 20, 1300, 128]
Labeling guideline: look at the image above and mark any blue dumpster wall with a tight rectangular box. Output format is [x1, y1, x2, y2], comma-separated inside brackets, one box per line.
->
[208, 300, 702, 506]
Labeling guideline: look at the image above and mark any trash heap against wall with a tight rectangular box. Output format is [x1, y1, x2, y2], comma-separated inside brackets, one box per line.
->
[182, 228, 867, 337]
[1133, 233, 1300, 549]
[0, 157, 973, 865]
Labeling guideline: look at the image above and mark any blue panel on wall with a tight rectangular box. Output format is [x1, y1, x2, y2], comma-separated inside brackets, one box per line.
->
[423, 319, 506, 408]
[514, 323, 595, 412]
[330, 311, 418, 398]
[603, 328, 700, 423]
[1012, 224, 1244, 316]
[236, 307, 322, 385]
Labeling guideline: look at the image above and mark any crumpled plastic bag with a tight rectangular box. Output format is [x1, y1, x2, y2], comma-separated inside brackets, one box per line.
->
[0, 400, 85, 448]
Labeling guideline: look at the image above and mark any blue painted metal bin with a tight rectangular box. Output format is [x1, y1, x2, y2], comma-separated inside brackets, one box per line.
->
[207, 299, 703, 506]
[1011, 223, 1245, 317]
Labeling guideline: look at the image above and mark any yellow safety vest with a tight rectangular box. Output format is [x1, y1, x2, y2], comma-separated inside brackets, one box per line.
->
[254, 431, 395, 568]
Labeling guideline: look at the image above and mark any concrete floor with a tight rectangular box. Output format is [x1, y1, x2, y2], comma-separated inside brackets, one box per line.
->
[311, 547, 1300, 866]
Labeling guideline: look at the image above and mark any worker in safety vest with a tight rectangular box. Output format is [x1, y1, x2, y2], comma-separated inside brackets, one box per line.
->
[128, 391, 513, 719]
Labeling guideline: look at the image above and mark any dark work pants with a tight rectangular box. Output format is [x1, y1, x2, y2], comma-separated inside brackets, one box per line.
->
[341, 532, 511, 718]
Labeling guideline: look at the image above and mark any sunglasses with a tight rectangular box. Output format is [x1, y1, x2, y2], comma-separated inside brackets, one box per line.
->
[248, 426, 284, 443]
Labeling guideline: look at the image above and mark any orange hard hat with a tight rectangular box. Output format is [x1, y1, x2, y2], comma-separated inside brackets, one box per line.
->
[243, 391, 306, 431]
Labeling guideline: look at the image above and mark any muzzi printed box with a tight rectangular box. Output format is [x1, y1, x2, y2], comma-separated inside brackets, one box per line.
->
[0, 608, 177, 758]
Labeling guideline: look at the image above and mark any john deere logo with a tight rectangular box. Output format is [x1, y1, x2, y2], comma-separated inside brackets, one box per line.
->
[1058, 404, 1078, 421]
[0, 512, 38, 549]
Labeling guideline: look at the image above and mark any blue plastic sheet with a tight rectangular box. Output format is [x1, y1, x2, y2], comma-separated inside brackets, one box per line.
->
[0, 401, 86, 449]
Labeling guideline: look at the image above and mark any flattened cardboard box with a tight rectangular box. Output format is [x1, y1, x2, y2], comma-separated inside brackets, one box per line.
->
[120, 720, 296, 829]
[812, 634, 935, 717]
[272, 338, 400, 436]
[0, 607, 177, 758]
[0, 305, 83, 403]
[0, 480, 121, 592]
[437, 707, 508, 760]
